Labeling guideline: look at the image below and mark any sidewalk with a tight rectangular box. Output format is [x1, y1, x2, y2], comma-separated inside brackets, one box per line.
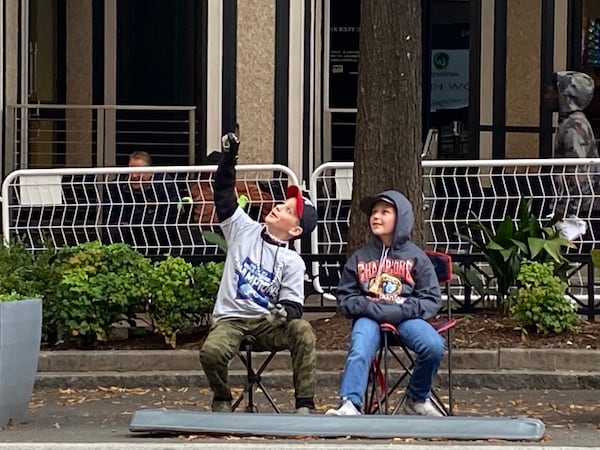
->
[0, 347, 592, 447]
[0, 386, 598, 447]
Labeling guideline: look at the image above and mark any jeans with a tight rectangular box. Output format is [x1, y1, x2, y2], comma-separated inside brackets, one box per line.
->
[338, 316, 445, 409]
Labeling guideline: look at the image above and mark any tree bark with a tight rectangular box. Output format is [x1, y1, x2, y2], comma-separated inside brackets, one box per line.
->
[349, 0, 424, 254]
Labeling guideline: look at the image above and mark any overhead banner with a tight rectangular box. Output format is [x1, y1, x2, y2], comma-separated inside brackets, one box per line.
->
[430, 49, 469, 112]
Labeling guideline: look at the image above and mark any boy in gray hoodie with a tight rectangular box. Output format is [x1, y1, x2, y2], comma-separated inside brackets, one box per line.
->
[550, 71, 599, 219]
[326, 190, 445, 416]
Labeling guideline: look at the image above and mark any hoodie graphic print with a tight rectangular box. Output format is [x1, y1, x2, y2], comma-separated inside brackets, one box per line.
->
[358, 252, 415, 304]
[336, 191, 441, 325]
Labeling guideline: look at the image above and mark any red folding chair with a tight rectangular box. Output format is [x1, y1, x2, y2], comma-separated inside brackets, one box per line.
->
[365, 251, 455, 415]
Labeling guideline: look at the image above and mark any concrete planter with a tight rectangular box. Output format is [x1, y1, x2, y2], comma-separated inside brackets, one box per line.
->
[0, 298, 42, 425]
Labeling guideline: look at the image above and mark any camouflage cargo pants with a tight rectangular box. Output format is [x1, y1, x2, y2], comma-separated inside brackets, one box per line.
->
[199, 317, 316, 402]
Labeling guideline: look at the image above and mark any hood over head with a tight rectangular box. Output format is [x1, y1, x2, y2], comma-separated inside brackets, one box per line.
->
[360, 190, 413, 246]
[555, 71, 595, 114]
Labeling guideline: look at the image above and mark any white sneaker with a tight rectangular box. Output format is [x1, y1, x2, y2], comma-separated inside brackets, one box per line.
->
[325, 398, 361, 416]
[403, 397, 443, 417]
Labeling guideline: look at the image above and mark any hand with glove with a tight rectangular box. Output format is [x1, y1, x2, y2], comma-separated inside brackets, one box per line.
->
[266, 303, 288, 326]
[221, 132, 240, 165]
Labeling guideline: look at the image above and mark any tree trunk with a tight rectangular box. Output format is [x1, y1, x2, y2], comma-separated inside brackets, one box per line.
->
[349, 0, 423, 254]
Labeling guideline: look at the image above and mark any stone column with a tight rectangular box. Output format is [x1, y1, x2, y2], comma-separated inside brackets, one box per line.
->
[65, 0, 93, 167]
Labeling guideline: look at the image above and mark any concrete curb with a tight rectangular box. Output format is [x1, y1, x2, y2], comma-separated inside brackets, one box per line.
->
[33, 349, 600, 390]
[34, 369, 600, 390]
[37, 348, 600, 372]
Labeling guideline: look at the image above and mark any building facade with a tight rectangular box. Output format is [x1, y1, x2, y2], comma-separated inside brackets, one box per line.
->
[1, 0, 598, 186]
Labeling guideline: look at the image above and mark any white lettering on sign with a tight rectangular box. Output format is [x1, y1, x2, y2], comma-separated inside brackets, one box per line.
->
[430, 49, 469, 112]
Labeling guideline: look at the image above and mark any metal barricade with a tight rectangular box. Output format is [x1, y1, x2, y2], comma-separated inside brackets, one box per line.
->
[1, 164, 299, 257]
[309, 158, 600, 318]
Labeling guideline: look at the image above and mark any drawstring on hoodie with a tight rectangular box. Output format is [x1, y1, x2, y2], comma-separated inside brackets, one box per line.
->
[376, 246, 389, 280]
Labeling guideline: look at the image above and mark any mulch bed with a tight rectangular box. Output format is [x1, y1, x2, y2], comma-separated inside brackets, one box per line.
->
[310, 312, 600, 350]
[42, 312, 600, 351]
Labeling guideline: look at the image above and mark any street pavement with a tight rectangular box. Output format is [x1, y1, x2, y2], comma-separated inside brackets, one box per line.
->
[0, 386, 598, 448]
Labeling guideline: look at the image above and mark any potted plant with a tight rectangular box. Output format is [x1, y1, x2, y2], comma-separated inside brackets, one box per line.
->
[0, 292, 42, 426]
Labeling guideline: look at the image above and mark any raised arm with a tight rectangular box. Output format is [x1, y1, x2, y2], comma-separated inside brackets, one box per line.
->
[213, 133, 240, 222]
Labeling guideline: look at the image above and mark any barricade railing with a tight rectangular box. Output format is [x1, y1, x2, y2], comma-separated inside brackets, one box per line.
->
[309, 158, 600, 319]
[6, 104, 197, 170]
[1, 164, 299, 256]
[3, 158, 600, 319]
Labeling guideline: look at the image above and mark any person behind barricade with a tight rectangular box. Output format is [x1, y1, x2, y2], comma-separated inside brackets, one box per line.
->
[546, 71, 600, 230]
[103, 151, 181, 252]
[326, 190, 445, 416]
[198, 132, 318, 415]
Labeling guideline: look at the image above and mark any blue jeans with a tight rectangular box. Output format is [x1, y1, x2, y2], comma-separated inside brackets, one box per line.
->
[338, 316, 445, 409]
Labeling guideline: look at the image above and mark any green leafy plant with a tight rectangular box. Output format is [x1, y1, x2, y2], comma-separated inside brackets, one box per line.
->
[510, 260, 580, 334]
[46, 241, 153, 345]
[146, 255, 200, 348]
[145, 256, 224, 348]
[201, 230, 228, 253]
[591, 248, 600, 269]
[0, 237, 60, 301]
[0, 291, 34, 302]
[193, 260, 225, 317]
[458, 198, 574, 306]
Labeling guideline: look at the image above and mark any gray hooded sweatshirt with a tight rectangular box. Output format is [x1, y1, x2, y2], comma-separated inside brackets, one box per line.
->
[336, 190, 441, 324]
[553, 71, 600, 217]
[554, 71, 598, 159]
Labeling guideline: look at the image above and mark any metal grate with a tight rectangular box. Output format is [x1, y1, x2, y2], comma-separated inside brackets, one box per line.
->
[2, 164, 299, 257]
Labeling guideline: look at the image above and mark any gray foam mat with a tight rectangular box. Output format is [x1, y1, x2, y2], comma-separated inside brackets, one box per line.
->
[129, 409, 545, 441]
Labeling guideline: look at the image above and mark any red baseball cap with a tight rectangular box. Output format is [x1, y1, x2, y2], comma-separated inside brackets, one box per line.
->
[286, 185, 318, 238]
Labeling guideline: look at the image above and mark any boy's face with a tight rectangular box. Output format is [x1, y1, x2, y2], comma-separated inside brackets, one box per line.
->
[369, 200, 396, 241]
[265, 197, 302, 239]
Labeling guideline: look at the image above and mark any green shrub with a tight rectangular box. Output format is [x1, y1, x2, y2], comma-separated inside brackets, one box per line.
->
[146, 256, 224, 348]
[46, 241, 153, 345]
[193, 260, 224, 317]
[510, 260, 580, 334]
[0, 291, 32, 302]
[147, 255, 199, 348]
[0, 237, 60, 300]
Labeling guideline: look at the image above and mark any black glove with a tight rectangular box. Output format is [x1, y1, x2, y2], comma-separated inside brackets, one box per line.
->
[221, 132, 240, 165]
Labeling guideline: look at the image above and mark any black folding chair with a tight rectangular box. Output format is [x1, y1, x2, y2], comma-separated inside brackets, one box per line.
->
[231, 335, 281, 413]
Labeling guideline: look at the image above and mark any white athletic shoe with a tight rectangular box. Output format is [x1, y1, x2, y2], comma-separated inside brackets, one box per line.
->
[403, 397, 443, 416]
[325, 398, 361, 416]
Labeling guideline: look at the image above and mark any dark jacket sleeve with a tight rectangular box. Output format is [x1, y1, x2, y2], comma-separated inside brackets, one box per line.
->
[213, 152, 238, 222]
[279, 300, 303, 321]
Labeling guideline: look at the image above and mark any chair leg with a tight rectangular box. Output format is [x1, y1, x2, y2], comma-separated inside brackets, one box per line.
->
[365, 351, 387, 414]
[231, 339, 281, 414]
[368, 326, 452, 416]
[447, 326, 454, 415]
[251, 352, 280, 413]
[389, 344, 450, 417]
[382, 332, 389, 414]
